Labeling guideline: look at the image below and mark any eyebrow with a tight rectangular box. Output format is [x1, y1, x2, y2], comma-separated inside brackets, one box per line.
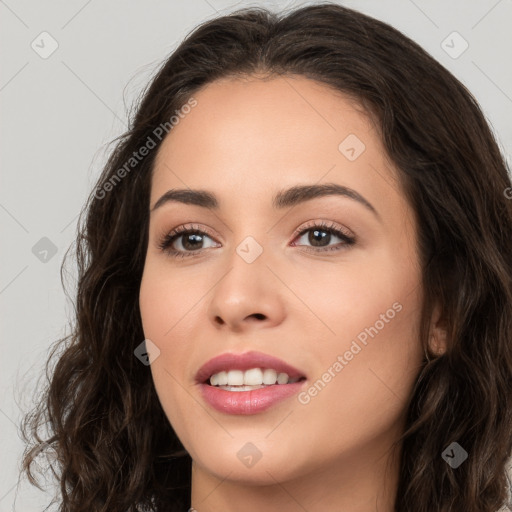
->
[150, 183, 380, 220]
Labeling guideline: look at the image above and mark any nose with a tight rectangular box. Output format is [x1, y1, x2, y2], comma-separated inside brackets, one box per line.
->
[207, 244, 286, 333]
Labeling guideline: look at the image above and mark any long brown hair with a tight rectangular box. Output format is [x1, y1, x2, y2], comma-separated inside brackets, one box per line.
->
[20, 3, 512, 511]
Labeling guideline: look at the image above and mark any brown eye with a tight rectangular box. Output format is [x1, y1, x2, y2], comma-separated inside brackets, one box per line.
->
[291, 221, 356, 253]
[158, 224, 220, 259]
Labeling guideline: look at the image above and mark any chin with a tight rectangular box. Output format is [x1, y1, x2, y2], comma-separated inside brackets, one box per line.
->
[192, 440, 305, 485]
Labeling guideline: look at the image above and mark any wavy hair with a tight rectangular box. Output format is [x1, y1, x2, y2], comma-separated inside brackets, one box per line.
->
[20, 3, 512, 511]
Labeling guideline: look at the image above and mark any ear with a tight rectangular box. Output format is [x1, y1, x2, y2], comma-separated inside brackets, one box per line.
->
[428, 302, 448, 357]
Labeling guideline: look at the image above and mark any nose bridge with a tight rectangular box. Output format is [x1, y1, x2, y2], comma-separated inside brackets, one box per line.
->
[206, 227, 285, 329]
[217, 232, 268, 297]
[222, 206, 273, 266]
[234, 232, 266, 265]
[222, 205, 291, 284]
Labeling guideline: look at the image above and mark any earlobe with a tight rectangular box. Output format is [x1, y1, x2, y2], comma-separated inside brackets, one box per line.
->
[429, 327, 447, 357]
[428, 303, 448, 357]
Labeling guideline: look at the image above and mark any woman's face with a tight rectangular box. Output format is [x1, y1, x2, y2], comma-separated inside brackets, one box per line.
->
[139, 75, 426, 491]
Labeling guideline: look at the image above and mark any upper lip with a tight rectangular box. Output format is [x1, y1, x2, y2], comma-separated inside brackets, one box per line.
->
[195, 350, 307, 384]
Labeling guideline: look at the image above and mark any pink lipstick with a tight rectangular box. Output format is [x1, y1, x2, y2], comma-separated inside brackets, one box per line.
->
[196, 350, 307, 415]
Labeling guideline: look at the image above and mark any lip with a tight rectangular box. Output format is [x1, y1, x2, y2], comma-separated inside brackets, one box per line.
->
[195, 350, 307, 384]
[195, 350, 308, 415]
[199, 381, 306, 415]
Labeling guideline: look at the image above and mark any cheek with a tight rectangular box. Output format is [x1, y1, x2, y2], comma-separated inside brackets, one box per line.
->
[139, 261, 204, 346]
[292, 247, 424, 420]
[293, 312, 422, 465]
[289, 244, 422, 346]
[138, 267, 193, 398]
[139, 275, 165, 337]
[139, 268, 197, 435]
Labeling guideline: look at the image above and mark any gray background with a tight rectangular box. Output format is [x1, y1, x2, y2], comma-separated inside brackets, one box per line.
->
[1, 0, 511, 510]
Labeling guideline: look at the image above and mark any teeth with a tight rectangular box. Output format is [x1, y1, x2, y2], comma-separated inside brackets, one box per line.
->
[244, 368, 263, 385]
[262, 368, 278, 385]
[208, 367, 301, 387]
[227, 370, 244, 386]
[277, 372, 289, 384]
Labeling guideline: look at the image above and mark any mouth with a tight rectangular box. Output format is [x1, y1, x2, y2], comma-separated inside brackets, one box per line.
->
[195, 350, 308, 414]
[195, 350, 307, 386]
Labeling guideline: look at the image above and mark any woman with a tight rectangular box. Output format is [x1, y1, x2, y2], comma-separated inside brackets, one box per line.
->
[20, 3, 512, 511]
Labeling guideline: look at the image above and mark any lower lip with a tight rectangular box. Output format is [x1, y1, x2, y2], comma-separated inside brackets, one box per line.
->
[199, 381, 306, 415]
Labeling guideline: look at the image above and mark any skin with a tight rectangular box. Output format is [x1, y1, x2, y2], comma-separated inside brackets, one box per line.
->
[139, 75, 446, 512]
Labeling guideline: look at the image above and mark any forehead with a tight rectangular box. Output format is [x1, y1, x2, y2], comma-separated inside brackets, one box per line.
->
[151, 75, 401, 217]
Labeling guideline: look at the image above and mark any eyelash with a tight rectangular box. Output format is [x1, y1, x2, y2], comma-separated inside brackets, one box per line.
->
[157, 221, 356, 259]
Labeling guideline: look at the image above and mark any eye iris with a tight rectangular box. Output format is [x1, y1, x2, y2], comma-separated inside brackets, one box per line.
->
[182, 232, 203, 250]
[309, 229, 330, 247]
